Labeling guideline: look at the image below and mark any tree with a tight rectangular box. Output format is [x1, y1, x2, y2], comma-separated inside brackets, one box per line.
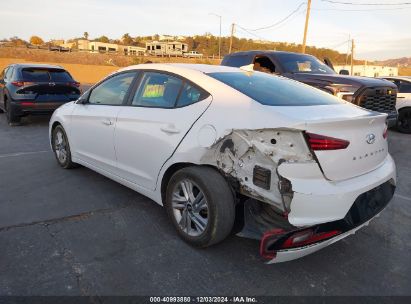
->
[29, 36, 44, 45]
[121, 33, 134, 46]
[95, 35, 109, 43]
[83, 32, 89, 40]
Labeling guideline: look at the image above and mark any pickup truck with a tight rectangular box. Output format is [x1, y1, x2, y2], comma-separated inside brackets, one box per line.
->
[183, 51, 203, 58]
[221, 51, 398, 127]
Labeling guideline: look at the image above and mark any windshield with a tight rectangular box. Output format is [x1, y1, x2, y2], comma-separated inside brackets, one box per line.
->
[276, 53, 336, 75]
[207, 71, 342, 106]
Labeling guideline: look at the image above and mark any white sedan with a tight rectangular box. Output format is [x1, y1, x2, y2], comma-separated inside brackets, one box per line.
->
[49, 64, 396, 263]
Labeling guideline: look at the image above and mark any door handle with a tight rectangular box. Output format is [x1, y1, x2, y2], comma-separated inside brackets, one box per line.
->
[102, 119, 113, 126]
[397, 96, 405, 99]
[160, 125, 180, 134]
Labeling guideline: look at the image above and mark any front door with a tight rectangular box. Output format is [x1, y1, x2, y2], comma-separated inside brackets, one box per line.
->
[115, 71, 212, 190]
[69, 71, 137, 174]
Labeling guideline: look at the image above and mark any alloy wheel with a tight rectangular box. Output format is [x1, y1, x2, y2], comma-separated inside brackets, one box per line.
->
[54, 129, 68, 164]
[171, 179, 209, 236]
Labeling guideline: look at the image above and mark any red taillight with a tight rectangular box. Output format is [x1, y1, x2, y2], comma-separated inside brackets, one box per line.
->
[280, 229, 341, 249]
[68, 81, 80, 87]
[306, 132, 350, 150]
[383, 126, 388, 139]
[259, 229, 284, 260]
[11, 81, 24, 87]
[20, 102, 34, 106]
[11, 81, 35, 87]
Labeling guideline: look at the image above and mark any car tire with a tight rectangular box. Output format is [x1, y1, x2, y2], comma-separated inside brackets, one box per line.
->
[52, 125, 78, 169]
[165, 166, 235, 248]
[5, 100, 21, 125]
[397, 108, 411, 134]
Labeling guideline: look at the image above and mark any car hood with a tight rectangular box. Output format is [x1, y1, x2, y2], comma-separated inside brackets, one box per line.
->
[286, 73, 397, 88]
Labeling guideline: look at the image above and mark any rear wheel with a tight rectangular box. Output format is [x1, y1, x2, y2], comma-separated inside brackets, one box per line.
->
[52, 125, 78, 169]
[397, 108, 411, 134]
[165, 166, 235, 248]
[5, 99, 21, 125]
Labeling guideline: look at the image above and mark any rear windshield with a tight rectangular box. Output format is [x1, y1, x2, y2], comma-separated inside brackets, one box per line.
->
[207, 71, 342, 106]
[22, 68, 73, 82]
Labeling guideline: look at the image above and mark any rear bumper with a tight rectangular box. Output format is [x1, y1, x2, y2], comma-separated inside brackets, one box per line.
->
[10, 101, 69, 115]
[263, 179, 395, 263]
[278, 154, 396, 227]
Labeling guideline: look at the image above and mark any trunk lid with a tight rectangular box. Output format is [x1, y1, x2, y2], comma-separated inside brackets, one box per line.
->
[269, 104, 388, 181]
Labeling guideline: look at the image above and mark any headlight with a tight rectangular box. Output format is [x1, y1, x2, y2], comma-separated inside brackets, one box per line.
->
[334, 85, 359, 102]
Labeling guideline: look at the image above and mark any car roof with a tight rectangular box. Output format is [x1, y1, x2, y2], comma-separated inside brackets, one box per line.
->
[119, 63, 241, 74]
[10, 63, 65, 69]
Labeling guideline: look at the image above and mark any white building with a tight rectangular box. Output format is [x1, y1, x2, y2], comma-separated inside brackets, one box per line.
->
[334, 65, 398, 77]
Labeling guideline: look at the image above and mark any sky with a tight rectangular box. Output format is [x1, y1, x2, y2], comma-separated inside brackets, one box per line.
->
[0, 0, 410, 60]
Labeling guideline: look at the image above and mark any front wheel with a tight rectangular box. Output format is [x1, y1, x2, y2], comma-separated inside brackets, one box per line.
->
[397, 108, 411, 134]
[165, 166, 235, 248]
[52, 125, 78, 169]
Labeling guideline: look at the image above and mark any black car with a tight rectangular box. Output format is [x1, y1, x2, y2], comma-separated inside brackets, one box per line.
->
[0, 63, 81, 125]
[221, 51, 398, 127]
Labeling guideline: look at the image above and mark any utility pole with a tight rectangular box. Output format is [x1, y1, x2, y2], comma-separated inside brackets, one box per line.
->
[350, 39, 355, 76]
[301, 0, 312, 54]
[229, 23, 235, 54]
[210, 13, 222, 59]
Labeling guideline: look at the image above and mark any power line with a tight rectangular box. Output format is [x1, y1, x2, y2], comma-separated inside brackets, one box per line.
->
[313, 6, 411, 10]
[244, 2, 306, 31]
[320, 0, 411, 5]
[235, 24, 266, 40]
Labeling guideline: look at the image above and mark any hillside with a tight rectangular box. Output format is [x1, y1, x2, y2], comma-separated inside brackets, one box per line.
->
[374, 57, 411, 67]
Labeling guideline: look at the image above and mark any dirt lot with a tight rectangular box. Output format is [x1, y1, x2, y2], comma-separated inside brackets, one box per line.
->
[0, 113, 410, 297]
[0, 47, 221, 84]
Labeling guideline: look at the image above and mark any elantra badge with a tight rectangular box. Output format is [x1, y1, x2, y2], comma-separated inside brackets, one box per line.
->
[366, 133, 376, 144]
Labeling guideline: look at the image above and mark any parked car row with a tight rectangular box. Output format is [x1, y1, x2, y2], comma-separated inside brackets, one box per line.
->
[0, 51, 406, 263]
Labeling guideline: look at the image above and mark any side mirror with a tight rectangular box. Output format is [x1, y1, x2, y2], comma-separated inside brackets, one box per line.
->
[339, 69, 350, 75]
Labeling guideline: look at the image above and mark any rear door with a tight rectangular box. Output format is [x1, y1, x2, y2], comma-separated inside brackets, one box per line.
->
[70, 71, 137, 174]
[115, 71, 212, 190]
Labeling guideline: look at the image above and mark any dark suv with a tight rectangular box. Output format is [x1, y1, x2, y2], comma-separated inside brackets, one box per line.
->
[0, 63, 81, 125]
[221, 51, 398, 127]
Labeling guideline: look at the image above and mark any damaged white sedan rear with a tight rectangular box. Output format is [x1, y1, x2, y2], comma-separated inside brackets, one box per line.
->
[49, 64, 396, 263]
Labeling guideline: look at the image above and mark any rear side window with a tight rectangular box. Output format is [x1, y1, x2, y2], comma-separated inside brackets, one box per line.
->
[21, 68, 73, 82]
[208, 71, 342, 106]
[5, 67, 14, 80]
[176, 83, 206, 107]
[132, 72, 183, 108]
[222, 55, 251, 67]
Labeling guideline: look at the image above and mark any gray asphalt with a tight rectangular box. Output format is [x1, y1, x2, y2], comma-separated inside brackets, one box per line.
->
[0, 113, 410, 296]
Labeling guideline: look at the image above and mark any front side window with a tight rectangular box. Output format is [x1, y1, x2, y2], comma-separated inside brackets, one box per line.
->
[88, 72, 135, 105]
[132, 72, 183, 108]
[208, 71, 342, 106]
